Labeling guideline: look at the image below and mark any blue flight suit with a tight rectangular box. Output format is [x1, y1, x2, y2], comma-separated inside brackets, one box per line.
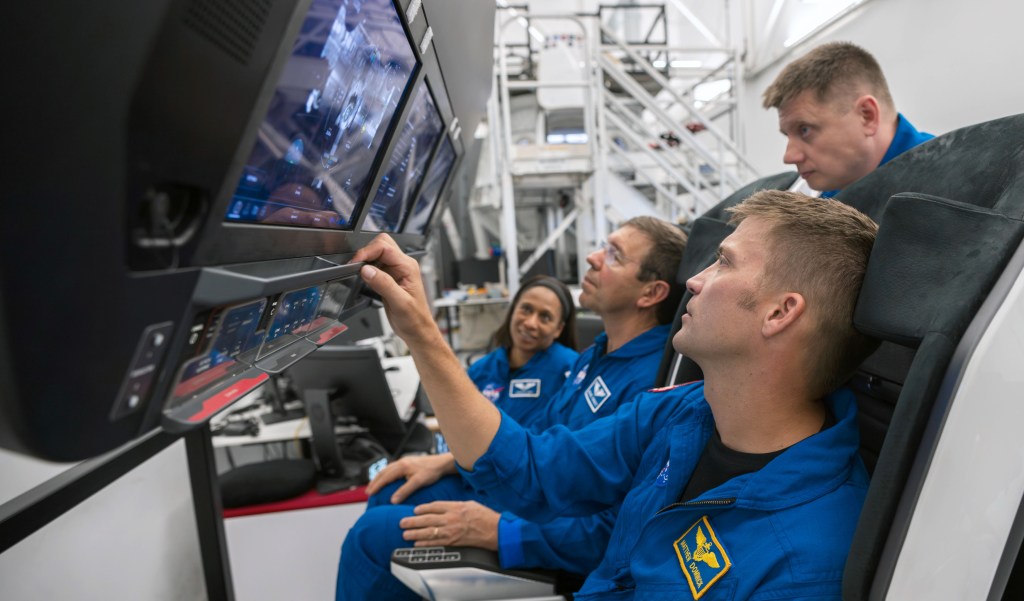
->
[820, 113, 934, 198]
[336, 325, 671, 600]
[467, 341, 578, 426]
[461, 381, 869, 600]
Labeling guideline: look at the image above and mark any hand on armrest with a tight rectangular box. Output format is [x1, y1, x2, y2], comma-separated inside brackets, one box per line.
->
[399, 501, 500, 551]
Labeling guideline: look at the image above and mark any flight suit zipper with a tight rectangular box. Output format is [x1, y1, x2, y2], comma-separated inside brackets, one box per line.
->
[656, 497, 736, 515]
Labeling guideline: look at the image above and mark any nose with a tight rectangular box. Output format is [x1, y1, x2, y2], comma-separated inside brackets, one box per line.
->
[585, 248, 603, 270]
[522, 313, 540, 330]
[686, 265, 711, 295]
[783, 138, 804, 165]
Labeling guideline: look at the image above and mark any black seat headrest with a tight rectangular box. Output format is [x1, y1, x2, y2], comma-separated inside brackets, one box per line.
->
[855, 193, 1024, 347]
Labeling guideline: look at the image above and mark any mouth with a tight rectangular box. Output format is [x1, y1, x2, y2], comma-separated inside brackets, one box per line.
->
[799, 170, 815, 179]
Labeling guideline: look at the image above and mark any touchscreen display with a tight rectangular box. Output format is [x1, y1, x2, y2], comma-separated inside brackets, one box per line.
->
[169, 299, 268, 405]
[303, 277, 357, 335]
[402, 135, 455, 235]
[258, 285, 325, 358]
[362, 83, 445, 232]
[224, 0, 417, 230]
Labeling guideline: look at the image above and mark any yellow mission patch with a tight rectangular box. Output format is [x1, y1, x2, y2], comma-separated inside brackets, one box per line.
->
[673, 516, 732, 599]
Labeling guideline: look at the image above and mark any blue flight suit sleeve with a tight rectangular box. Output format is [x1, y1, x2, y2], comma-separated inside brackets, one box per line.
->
[459, 383, 704, 522]
[497, 509, 616, 574]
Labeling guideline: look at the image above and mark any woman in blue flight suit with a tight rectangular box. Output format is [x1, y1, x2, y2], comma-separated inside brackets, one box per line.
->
[464, 275, 579, 425]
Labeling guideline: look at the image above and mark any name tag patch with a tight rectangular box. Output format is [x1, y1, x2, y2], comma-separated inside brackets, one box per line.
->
[674, 516, 732, 599]
[509, 378, 541, 398]
[584, 376, 611, 412]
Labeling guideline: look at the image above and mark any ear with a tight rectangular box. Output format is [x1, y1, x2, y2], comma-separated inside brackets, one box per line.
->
[761, 292, 806, 338]
[854, 95, 882, 136]
[636, 279, 670, 310]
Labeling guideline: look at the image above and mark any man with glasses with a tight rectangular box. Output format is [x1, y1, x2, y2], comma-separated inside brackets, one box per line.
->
[346, 191, 878, 599]
[337, 217, 687, 601]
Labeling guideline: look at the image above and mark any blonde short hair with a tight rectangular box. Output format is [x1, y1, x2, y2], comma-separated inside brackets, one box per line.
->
[728, 190, 879, 396]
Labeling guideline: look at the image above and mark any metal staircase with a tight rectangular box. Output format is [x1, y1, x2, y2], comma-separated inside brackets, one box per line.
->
[474, 2, 760, 292]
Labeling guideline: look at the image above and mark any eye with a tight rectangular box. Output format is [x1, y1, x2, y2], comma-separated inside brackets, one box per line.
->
[799, 125, 812, 138]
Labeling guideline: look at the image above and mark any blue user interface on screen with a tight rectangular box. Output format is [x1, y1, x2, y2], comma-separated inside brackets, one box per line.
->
[362, 83, 445, 233]
[224, 0, 417, 230]
[402, 135, 455, 235]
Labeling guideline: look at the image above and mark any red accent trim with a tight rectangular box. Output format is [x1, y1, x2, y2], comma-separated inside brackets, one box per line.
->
[223, 486, 369, 518]
[648, 380, 700, 393]
[315, 323, 348, 345]
[173, 360, 236, 398]
[186, 373, 269, 423]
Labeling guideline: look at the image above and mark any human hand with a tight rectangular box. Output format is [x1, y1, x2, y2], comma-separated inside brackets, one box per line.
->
[399, 501, 500, 550]
[365, 453, 457, 504]
[352, 234, 438, 347]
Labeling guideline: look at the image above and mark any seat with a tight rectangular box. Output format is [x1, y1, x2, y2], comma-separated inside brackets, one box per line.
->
[390, 114, 1024, 600]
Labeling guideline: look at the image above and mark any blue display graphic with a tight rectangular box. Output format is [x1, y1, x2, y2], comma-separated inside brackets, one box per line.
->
[258, 285, 325, 358]
[171, 299, 268, 404]
[363, 83, 445, 232]
[402, 135, 455, 235]
[224, 0, 417, 230]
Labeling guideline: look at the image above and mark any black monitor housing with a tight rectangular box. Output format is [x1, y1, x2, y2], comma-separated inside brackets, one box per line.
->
[0, 0, 493, 461]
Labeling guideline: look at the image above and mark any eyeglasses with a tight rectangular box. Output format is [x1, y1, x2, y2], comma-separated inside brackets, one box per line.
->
[598, 241, 636, 267]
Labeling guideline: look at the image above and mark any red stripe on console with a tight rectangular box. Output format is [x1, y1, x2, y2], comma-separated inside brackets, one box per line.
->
[187, 373, 270, 423]
[315, 324, 348, 344]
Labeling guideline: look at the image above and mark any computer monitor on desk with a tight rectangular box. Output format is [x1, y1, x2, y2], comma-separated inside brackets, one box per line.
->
[285, 345, 429, 491]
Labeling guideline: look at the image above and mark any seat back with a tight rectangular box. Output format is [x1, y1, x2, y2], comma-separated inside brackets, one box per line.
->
[655, 113, 1024, 599]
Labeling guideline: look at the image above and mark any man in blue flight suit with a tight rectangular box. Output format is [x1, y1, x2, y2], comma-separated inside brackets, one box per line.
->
[336, 217, 687, 600]
[352, 189, 879, 599]
[765, 41, 934, 197]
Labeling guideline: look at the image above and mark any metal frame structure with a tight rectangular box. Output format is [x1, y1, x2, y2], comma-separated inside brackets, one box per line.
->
[486, 2, 758, 296]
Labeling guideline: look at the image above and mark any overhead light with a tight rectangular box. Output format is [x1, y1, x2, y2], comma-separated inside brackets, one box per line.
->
[670, 59, 702, 68]
[652, 60, 667, 68]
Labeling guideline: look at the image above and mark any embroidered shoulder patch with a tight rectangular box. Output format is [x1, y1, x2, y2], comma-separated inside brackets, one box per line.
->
[584, 375, 611, 412]
[673, 516, 732, 599]
[509, 378, 541, 398]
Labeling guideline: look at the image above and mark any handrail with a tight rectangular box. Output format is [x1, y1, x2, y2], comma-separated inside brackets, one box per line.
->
[599, 53, 739, 190]
[598, 24, 759, 180]
[602, 85, 719, 192]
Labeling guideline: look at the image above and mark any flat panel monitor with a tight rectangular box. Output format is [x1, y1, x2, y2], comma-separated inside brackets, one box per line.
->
[361, 82, 446, 233]
[285, 345, 407, 454]
[402, 134, 456, 235]
[223, 0, 418, 231]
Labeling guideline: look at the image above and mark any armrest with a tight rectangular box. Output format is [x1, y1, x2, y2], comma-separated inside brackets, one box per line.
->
[390, 546, 566, 601]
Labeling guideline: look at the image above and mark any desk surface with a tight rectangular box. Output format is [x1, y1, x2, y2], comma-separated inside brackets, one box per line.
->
[212, 355, 420, 448]
[433, 296, 509, 308]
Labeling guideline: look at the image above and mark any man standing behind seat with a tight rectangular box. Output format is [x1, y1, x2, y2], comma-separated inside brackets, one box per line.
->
[765, 41, 934, 197]
[336, 217, 686, 600]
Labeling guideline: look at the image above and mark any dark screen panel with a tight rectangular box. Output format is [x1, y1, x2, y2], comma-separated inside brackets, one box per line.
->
[362, 82, 445, 233]
[402, 134, 456, 235]
[224, 0, 417, 230]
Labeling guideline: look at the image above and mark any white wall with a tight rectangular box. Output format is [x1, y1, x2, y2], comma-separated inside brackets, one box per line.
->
[739, 0, 1024, 177]
[0, 441, 205, 601]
